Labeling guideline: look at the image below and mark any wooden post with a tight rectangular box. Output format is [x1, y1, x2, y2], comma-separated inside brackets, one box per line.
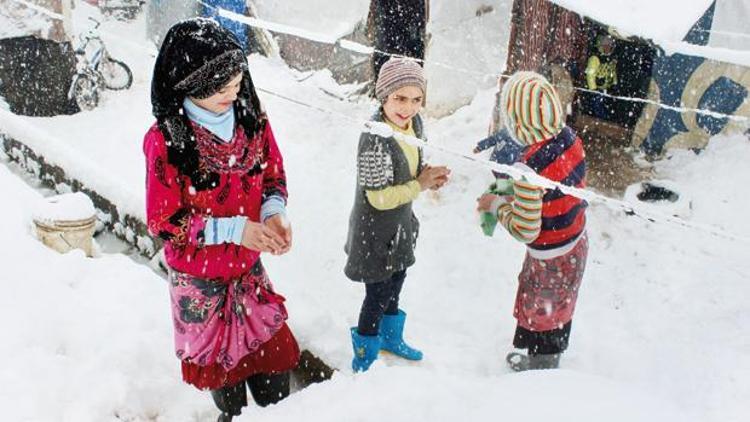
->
[32, 0, 72, 42]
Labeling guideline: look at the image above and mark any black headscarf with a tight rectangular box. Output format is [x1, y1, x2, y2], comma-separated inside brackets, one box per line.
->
[151, 18, 265, 191]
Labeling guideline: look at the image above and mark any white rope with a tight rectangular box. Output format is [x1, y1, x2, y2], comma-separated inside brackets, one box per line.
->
[693, 28, 750, 40]
[10, 0, 742, 243]
[255, 87, 750, 245]
[200, 1, 750, 124]
[573, 86, 750, 123]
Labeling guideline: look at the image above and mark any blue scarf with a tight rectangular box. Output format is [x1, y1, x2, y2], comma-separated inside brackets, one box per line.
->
[182, 98, 235, 142]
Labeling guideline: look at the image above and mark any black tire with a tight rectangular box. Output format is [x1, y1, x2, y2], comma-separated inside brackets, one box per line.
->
[72, 74, 99, 111]
[100, 58, 133, 90]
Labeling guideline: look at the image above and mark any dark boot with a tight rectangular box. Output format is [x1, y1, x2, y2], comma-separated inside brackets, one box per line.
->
[210, 382, 246, 420]
[247, 371, 290, 407]
[506, 352, 560, 371]
[216, 413, 233, 422]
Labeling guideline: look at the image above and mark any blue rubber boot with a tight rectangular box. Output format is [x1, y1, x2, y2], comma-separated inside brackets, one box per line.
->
[380, 310, 423, 361]
[351, 327, 381, 372]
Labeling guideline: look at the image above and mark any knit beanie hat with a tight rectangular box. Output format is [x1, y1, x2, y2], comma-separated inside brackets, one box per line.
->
[499, 71, 565, 145]
[375, 57, 426, 103]
[151, 18, 265, 191]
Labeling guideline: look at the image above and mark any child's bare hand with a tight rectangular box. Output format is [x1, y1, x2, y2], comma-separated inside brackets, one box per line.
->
[264, 214, 292, 255]
[419, 165, 451, 191]
[241, 220, 286, 255]
[477, 193, 513, 213]
[476, 193, 500, 212]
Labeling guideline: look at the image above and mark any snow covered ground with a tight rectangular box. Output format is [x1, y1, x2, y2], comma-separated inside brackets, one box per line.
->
[2, 2, 750, 422]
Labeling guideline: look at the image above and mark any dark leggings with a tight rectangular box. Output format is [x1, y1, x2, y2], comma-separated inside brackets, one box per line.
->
[210, 371, 290, 416]
[357, 270, 407, 336]
[513, 321, 573, 355]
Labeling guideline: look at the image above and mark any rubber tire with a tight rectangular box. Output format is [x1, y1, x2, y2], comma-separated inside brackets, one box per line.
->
[72, 74, 99, 111]
[100, 58, 133, 90]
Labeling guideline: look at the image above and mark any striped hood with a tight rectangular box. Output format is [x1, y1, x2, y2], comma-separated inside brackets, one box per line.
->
[500, 71, 565, 146]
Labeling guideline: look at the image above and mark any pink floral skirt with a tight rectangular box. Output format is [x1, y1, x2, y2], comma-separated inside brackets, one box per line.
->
[168, 260, 292, 389]
[513, 234, 588, 332]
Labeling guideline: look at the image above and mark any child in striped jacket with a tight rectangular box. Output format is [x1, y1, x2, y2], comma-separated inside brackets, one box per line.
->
[477, 71, 588, 371]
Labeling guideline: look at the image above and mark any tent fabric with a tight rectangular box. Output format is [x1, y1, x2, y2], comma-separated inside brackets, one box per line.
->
[632, 3, 750, 154]
[505, 0, 587, 74]
[503, 0, 750, 156]
[202, 0, 249, 50]
[491, 0, 587, 133]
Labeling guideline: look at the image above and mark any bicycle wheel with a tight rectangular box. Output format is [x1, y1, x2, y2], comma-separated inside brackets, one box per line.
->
[72, 74, 99, 111]
[100, 57, 133, 90]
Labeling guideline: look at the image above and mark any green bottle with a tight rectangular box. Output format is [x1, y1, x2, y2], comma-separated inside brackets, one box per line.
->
[480, 178, 514, 237]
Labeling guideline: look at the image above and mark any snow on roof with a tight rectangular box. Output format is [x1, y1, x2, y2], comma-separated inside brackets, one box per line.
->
[550, 0, 714, 42]
[0, 2, 53, 38]
[253, 0, 369, 39]
[550, 0, 750, 66]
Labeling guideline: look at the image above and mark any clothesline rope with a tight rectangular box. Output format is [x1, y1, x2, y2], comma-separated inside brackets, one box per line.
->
[255, 87, 750, 245]
[7, 0, 748, 244]
[694, 27, 750, 40]
[202, 0, 750, 124]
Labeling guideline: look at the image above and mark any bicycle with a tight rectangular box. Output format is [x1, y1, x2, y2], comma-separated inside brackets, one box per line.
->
[68, 17, 133, 111]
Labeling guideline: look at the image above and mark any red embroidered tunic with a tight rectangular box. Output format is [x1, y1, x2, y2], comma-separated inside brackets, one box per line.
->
[143, 121, 288, 280]
[144, 121, 299, 390]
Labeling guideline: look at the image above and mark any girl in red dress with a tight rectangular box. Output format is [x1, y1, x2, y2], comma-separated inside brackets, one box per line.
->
[144, 18, 299, 422]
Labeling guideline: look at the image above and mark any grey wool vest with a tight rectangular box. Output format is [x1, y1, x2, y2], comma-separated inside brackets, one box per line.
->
[344, 111, 425, 283]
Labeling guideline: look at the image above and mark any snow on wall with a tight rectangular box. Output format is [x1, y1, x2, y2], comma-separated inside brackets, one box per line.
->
[252, 0, 512, 117]
[253, 0, 369, 40]
[424, 1, 511, 117]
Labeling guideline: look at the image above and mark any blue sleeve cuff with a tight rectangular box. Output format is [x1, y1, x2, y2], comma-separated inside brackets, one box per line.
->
[489, 129, 525, 165]
[203, 216, 247, 245]
[260, 195, 287, 222]
[474, 132, 500, 152]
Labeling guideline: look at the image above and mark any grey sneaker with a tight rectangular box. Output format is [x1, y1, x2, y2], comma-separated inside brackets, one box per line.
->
[506, 352, 531, 371]
[506, 352, 560, 371]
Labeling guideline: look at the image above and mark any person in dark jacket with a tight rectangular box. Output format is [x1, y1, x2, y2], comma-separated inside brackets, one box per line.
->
[345, 57, 449, 372]
[368, 0, 430, 80]
[476, 71, 588, 371]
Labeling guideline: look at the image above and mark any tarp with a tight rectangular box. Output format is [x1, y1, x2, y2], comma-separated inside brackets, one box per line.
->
[202, 0, 249, 49]
[506, 0, 750, 155]
[633, 2, 750, 154]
